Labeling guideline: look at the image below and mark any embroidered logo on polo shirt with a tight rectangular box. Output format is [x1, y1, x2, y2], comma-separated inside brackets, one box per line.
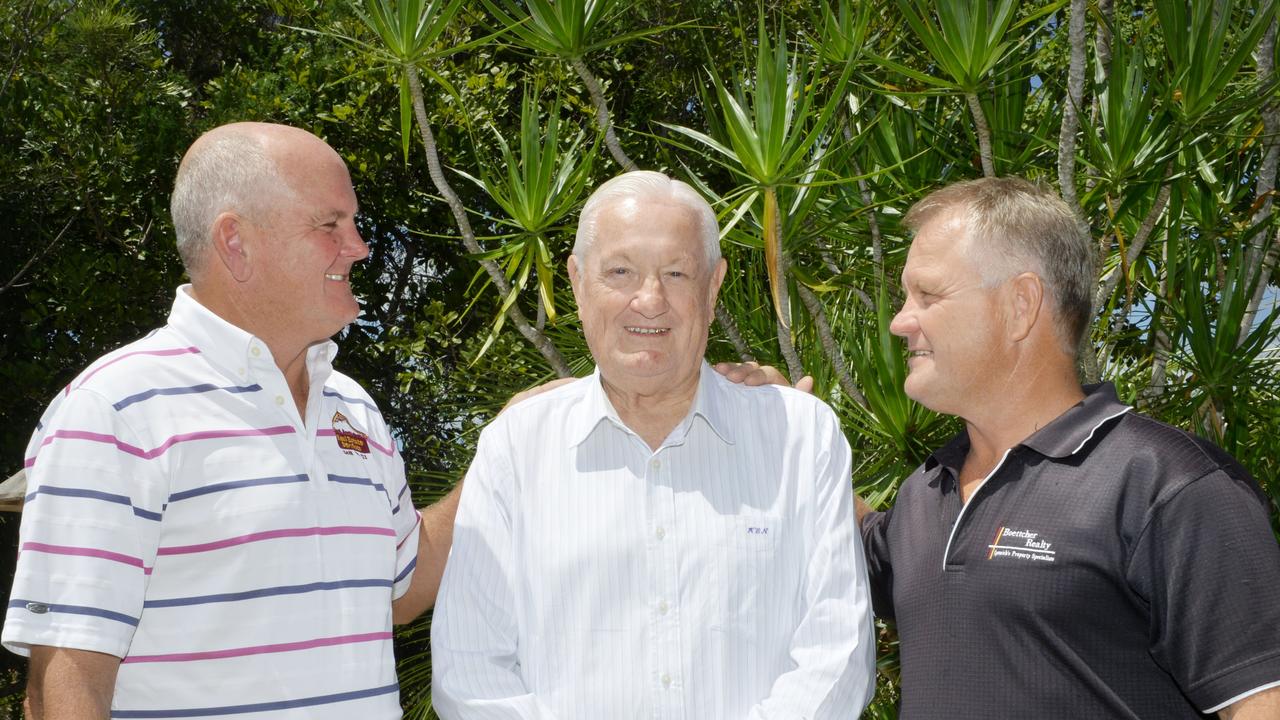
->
[331, 411, 371, 456]
[987, 526, 1056, 563]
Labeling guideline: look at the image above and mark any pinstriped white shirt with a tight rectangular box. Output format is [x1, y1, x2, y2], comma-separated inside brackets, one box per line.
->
[432, 363, 876, 719]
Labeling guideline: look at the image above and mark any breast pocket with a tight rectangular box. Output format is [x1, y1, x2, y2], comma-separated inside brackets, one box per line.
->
[711, 514, 781, 631]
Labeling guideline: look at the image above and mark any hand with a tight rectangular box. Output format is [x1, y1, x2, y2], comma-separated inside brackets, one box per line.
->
[713, 361, 815, 394]
[500, 377, 578, 413]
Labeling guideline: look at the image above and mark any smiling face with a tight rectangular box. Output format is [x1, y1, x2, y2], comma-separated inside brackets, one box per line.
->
[246, 140, 369, 346]
[568, 196, 726, 399]
[889, 208, 1011, 417]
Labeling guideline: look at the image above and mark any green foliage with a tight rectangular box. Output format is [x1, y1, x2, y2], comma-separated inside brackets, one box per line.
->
[4, 0, 1280, 716]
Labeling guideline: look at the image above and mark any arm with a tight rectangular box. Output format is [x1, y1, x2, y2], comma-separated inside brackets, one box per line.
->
[391, 482, 462, 624]
[713, 362, 815, 393]
[748, 406, 877, 719]
[430, 424, 558, 719]
[26, 646, 120, 720]
[1220, 686, 1280, 719]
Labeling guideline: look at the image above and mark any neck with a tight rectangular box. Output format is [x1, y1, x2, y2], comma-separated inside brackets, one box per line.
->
[960, 363, 1084, 483]
[189, 283, 313, 414]
[601, 369, 701, 451]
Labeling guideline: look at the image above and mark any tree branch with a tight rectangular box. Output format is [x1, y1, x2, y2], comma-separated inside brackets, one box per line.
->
[1057, 0, 1087, 209]
[966, 92, 996, 177]
[796, 284, 868, 409]
[570, 56, 638, 172]
[1094, 171, 1173, 315]
[405, 66, 571, 377]
[0, 213, 77, 295]
[1241, 13, 1279, 339]
[715, 303, 754, 362]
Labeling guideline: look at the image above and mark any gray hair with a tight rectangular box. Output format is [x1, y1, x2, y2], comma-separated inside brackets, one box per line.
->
[904, 177, 1096, 353]
[574, 171, 720, 267]
[170, 131, 296, 277]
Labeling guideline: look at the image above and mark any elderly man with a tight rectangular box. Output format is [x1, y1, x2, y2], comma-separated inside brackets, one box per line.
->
[728, 176, 1280, 718]
[4, 122, 457, 718]
[430, 170, 876, 718]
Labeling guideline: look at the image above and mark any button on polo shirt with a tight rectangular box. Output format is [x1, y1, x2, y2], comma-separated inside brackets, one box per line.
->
[863, 383, 1280, 719]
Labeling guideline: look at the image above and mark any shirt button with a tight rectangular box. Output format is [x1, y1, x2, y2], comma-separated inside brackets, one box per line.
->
[650, 459, 660, 471]
[237, 367, 246, 376]
[658, 600, 669, 615]
[655, 526, 666, 540]
[275, 395, 285, 406]
[661, 673, 672, 688]
[251, 346, 261, 357]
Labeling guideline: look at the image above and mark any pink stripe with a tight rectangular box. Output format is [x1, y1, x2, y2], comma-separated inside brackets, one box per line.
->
[158, 525, 395, 556]
[397, 511, 423, 550]
[22, 542, 152, 574]
[316, 429, 394, 456]
[76, 347, 200, 389]
[26, 426, 295, 468]
[122, 631, 392, 664]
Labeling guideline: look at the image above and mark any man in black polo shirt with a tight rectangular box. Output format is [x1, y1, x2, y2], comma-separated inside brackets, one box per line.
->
[720, 176, 1280, 718]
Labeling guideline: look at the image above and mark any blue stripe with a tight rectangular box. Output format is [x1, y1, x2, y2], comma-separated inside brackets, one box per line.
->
[322, 389, 381, 414]
[394, 557, 417, 585]
[110, 682, 399, 717]
[113, 383, 262, 411]
[327, 474, 387, 495]
[392, 483, 409, 514]
[8, 599, 139, 627]
[168, 474, 308, 503]
[144, 578, 393, 609]
[25, 485, 162, 522]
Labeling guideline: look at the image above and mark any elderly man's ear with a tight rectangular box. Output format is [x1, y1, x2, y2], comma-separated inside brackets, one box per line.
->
[1006, 271, 1045, 343]
[713, 362, 815, 394]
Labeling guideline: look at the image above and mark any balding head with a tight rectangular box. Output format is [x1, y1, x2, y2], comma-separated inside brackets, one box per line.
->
[170, 123, 340, 278]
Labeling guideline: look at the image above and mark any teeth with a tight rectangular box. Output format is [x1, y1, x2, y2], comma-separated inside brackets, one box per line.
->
[627, 327, 667, 335]
[324, 273, 348, 281]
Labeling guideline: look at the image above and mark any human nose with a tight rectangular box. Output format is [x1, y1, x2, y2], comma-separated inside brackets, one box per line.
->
[343, 226, 370, 262]
[630, 274, 669, 318]
[888, 297, 917, 338]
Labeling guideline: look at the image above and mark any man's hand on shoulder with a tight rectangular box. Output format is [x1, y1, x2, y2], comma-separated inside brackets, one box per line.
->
[713, 361, 815, 393]
[500, 377, 578, 413]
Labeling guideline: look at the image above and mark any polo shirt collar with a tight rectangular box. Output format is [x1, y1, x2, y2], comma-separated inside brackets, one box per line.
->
[565, 362, 736, 448]
[924, 383, 1132, 472]
[166, 284, 339, 385]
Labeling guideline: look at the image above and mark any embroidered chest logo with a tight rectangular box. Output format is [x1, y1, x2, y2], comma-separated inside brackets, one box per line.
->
[331, 411, 371, 456]
[987, 526, 1056, 563]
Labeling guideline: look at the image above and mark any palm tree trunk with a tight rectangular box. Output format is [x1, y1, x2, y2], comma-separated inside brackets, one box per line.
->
[1240, 16, 1279, 339]
[762, 188, 804, 382]
[1085, 0, 1114, 196]
[966, 92, 995, 178]
[715, 303, 754, 362]
[570, 57, 638, 172]
[1142, 240, 1173, 406]
[405, 66, 572, 377]
[797, 284, 868, 409]
[1057, 0, 1087, 210]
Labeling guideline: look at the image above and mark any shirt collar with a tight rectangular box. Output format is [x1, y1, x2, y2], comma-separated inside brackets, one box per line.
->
[565, 362, 736, 449]
[166, 284, 339, 385]
[924, 382, 1132, 472]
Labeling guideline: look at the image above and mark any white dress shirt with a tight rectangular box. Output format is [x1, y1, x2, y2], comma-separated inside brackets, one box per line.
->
[432, 362, 875, 719]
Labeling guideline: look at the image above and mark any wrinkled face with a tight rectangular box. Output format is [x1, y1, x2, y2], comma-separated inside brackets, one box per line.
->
[569, 197, 725, 397]
[246, 150, 369, 345]
[889, 208, 1009, 416]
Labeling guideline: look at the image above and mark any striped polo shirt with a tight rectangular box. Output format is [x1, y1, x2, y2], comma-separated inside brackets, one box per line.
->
[3, 286, 420, 718]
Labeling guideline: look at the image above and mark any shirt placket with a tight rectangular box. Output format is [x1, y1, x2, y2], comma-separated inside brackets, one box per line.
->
[645, 448, 685, 720]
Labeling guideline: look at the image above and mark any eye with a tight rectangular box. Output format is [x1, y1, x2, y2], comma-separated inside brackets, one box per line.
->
[609, 267, 630, 276]
[667, 270, 685, 279]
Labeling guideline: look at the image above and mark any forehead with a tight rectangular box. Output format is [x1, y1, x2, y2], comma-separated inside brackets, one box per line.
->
[902, 209, 978, 281]
[589, 197, 703, 260]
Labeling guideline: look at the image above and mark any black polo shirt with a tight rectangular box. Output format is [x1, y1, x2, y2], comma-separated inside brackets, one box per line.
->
[862, 383, 1280, 719]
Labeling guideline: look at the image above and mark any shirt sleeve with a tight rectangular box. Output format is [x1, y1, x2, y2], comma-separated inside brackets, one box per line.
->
[747, 403, 877, 719]
[1125, 467, 1280, 712]
[3, 389, 168, 659]
[430, 421, 560, 720]
[386, 443, 420, 600]
[859, 507, 896, 620]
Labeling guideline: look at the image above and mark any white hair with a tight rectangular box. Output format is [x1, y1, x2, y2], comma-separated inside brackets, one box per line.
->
[170, 131, 297, 277]
[574, 171, 720, 267]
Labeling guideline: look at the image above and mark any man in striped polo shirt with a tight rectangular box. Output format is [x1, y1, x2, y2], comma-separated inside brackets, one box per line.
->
[4, 123, 457, 718]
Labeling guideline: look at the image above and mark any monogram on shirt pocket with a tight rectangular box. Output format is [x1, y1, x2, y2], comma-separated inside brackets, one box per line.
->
[717, 514, 779, 552]
[711, 515, 780, 631]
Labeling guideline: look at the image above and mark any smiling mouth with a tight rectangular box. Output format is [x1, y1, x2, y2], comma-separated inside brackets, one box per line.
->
[908, 350, 932, 358]
[627, 326, 669, 336]
[324, 273, 348, 282]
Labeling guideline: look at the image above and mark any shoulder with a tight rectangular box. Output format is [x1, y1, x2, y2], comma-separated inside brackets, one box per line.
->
[1105, 411, 1252, 486]
[62, 327, 195, 400]
[484, 375, 596, 434]
[708, 370, 838, 421]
